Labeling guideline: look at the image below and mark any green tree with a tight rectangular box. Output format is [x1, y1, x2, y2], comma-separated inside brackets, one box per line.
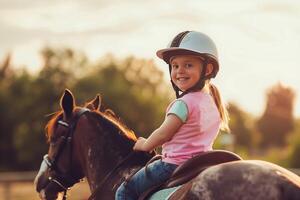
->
[227, 102, 259, 151]
[0, 53, 18, 170]
[288, 119, 300, 167]
[12, 47, 88, 170]
[0, 47, 88, 170]
[0, 47, 172, 170]
[75, 55, 172, 136]
[257, 83, 295, 148]
[289, 141, 300, 167]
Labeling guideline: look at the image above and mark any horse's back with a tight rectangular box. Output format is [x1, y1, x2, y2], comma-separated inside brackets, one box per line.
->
[170, 160, 300, 200]
[166, 150, 242, 188]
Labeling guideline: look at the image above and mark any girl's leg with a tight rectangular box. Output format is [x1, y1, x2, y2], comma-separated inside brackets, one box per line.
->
[115, 160, 177, 200]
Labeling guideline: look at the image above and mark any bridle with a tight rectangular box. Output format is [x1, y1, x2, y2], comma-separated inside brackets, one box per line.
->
[43, 108, 90, 200]
[41, 107, 142, 200]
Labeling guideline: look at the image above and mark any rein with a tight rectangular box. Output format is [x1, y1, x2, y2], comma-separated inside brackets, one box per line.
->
[88, 151, 160, 199]
[88, 151, 137, 200]
[88, 151, 159, 200]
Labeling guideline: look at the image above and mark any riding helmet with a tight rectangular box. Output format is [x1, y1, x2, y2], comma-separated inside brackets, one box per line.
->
[156, 31, 220, 98]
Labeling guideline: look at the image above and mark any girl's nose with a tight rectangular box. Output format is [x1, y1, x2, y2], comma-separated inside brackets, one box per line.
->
[177, 65, 185, 73]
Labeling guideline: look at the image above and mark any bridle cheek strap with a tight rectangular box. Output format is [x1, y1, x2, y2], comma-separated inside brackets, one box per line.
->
[44, 108, 90, 198]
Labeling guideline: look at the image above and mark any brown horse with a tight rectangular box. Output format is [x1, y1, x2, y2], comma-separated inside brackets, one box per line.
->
[35, 89, 300, 200]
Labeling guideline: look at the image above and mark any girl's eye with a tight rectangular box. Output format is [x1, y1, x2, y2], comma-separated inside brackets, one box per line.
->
[172, 64, 179, 69]
[186, 63, 193, 68]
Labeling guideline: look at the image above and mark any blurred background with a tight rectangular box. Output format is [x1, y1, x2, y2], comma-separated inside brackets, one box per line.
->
[0, 0, 300, 199]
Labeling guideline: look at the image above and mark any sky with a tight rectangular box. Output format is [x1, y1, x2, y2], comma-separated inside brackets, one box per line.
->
[0, 0, 300, 117]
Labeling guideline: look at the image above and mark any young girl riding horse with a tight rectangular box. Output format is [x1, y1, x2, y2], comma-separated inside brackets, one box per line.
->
[115, 30, 229, 200]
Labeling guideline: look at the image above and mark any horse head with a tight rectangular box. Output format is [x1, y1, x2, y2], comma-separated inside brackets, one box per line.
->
[34, 89, 102, 199]
[34, 89, 154, 200]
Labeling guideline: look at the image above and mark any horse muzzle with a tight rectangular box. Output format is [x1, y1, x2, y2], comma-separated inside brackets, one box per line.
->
[38, 189, 58, 200]
[35, 174, 63, 200]
[35, 157, 51, 191]
[35, 157, 61, 200]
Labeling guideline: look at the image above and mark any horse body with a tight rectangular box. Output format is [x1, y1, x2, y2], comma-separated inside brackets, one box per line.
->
[172, 160, 300, 200]
[34, 89, 300, 200]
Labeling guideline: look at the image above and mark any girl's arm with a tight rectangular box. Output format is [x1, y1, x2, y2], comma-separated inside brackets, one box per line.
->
[133, 114, 183, 152]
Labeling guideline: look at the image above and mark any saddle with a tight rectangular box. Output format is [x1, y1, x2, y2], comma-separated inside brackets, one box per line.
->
[138, 150, 242, 200]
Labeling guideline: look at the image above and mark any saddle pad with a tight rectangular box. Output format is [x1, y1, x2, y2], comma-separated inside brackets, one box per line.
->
[148, 185, 181, 200]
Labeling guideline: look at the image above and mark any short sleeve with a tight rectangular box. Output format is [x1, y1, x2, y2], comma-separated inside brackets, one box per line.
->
[167, 100, 188, 123]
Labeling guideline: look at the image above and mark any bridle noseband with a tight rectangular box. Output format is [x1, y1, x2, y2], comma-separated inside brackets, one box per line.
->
[43, 108, 90, 200]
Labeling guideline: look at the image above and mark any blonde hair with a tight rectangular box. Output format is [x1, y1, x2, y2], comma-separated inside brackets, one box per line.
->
[209, 83, 230, 133]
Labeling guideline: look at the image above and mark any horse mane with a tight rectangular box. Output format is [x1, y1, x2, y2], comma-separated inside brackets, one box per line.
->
[91, 108, 137, 142]
[45, 106, 137, 143]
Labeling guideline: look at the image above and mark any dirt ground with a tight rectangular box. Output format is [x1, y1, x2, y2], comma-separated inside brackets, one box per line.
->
[0, 180, 91, 200]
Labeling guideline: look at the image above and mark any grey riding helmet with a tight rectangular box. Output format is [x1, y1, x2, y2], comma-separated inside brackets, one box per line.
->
[156, 31, 220, 98]
[156, 31, 219, 79]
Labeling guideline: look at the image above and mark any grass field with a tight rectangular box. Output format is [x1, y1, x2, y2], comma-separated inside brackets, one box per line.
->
[0, 180, 91, 200]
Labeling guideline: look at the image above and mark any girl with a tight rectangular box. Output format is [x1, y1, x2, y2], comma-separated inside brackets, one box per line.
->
[115, 31, 229, 200]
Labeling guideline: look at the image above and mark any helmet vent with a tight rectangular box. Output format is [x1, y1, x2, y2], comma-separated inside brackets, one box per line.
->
[170, 31, 190, 47]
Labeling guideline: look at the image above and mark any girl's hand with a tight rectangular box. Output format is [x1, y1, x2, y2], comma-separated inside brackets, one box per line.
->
[133, 137, 147, 151]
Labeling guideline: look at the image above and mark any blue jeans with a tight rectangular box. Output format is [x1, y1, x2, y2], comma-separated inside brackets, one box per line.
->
[115, 159, 178, 200]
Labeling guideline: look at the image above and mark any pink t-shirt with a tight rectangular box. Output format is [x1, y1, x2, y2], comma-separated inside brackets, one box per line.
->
[162, 91, 221, 165]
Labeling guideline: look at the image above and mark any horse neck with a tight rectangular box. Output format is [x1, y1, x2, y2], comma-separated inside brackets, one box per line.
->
[75, 114, 150, 195]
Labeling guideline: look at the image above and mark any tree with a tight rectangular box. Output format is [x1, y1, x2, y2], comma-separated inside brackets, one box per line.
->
[0, 48, 172, 170]
[288, 119, 300, 167]
[74, 55, 172, 136]
[257, 83, 295, 148]
[0, 53, 13, 80]
[12, 47, 89, 170]
[289, 140, 300, 167]
[0, 53, 17, 170]
[227, 102, 258, 151]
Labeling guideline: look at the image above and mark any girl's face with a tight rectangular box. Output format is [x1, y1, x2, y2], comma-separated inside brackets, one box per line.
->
[170, 55, 204, 92]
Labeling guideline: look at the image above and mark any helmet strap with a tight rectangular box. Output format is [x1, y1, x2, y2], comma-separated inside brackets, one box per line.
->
[168, 64, 181, 98]
[171, 80, 180, 98]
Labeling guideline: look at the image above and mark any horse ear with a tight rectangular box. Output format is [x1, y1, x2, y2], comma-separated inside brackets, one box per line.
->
[86, 94, 101, 111]
[60, 89, 75, 118]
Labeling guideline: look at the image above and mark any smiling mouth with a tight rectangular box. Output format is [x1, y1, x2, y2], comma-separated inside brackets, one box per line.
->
[177, 77, 189, 82]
